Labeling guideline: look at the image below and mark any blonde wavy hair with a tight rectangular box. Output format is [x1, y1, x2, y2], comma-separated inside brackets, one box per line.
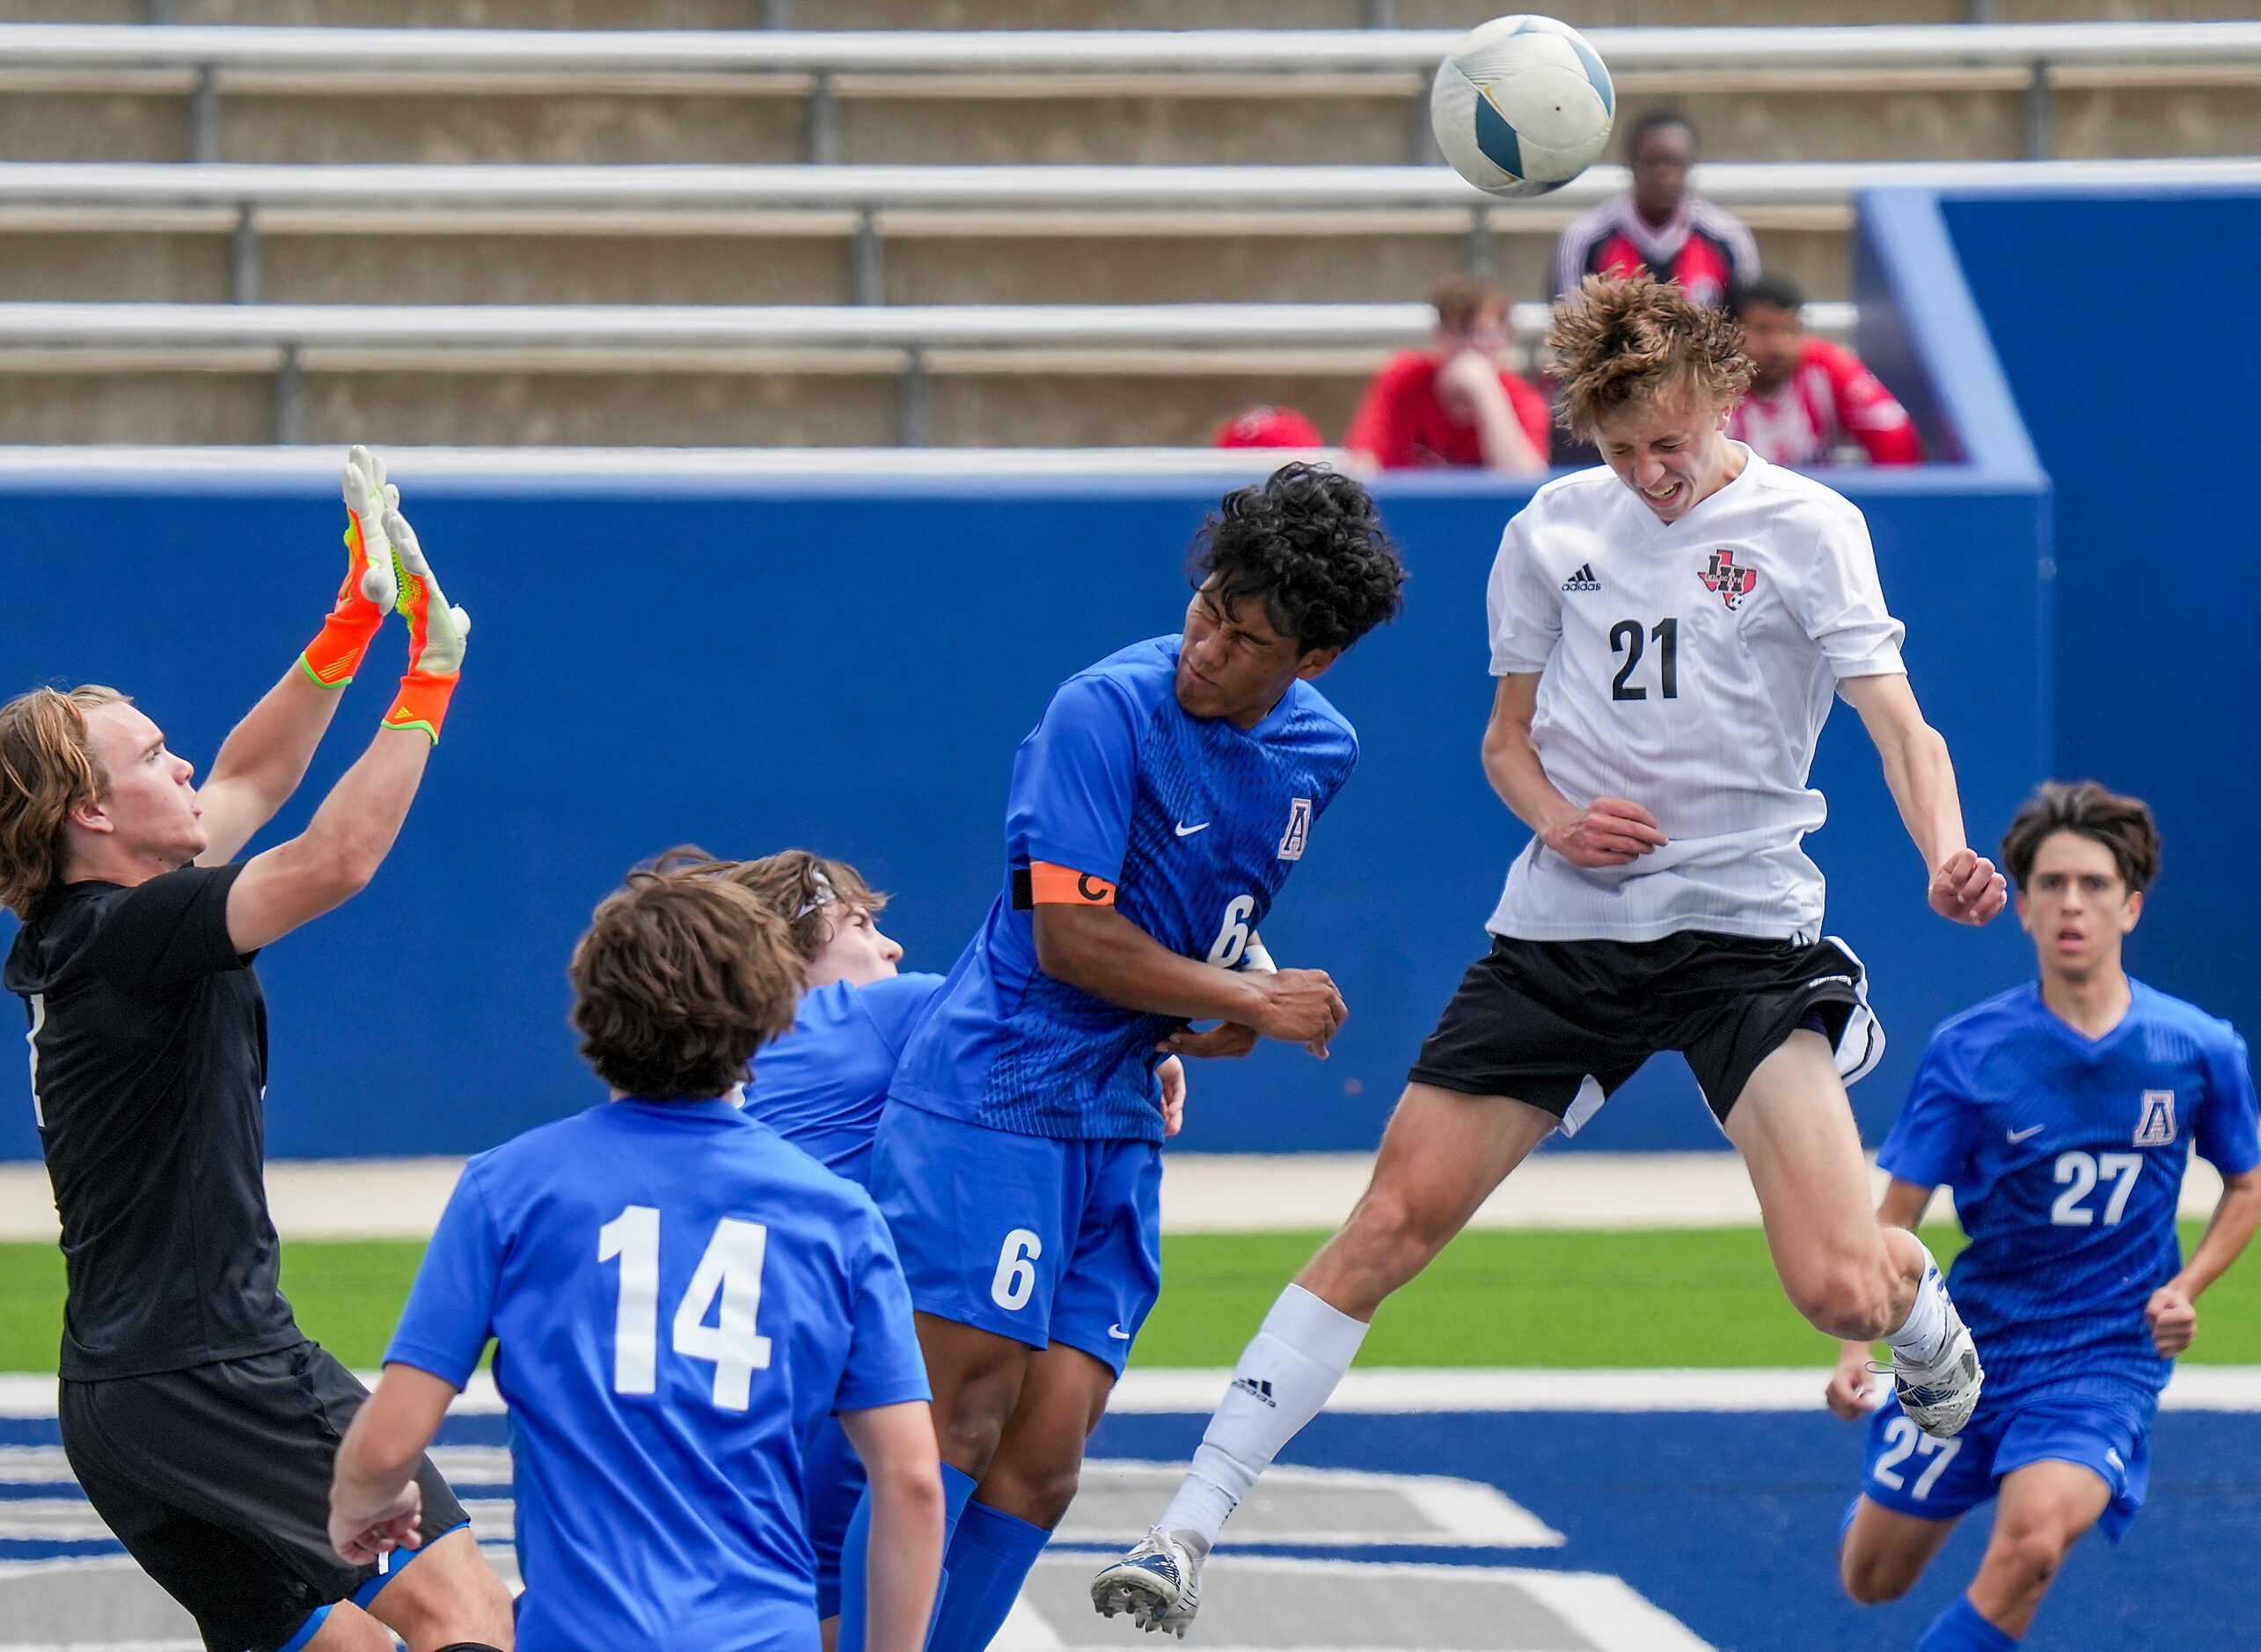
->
[1550, 274, 1754, 438]
[0, 686, 128, 919]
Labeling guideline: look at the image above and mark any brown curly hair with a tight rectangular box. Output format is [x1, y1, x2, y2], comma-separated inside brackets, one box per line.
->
[0, 685, 128, 920]
[1549, 274, 1754, 438]
[2001, 781, 2161, 895]
[568, 852, 805, 1100]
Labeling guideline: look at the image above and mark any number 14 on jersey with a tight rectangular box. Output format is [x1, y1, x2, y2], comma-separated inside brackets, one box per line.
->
[598, 1205, 775, 1410]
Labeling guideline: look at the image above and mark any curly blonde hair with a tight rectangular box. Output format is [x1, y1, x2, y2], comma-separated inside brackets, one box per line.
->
[0, 685, 128, 919]
[1549, 274, 1753, 438]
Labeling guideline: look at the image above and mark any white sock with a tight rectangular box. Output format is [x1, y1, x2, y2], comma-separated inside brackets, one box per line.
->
[1156, 1283, 1369, 1546]
[1884, 1241, 1950, 1367]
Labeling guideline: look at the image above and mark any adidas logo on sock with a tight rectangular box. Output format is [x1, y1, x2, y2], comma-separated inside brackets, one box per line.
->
[1231, 1377, 1277, 1407]
[1561, 563, 1601, 593]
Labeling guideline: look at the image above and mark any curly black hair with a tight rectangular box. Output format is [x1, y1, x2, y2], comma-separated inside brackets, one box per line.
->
[1189, 464, 1407, 654]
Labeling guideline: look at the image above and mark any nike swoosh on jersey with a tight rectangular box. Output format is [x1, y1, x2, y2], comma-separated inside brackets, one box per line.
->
[1174, 822, 1210, 837]
[2006, 1123, 2045, 1144]
[1108, 1323, 1132, 1339]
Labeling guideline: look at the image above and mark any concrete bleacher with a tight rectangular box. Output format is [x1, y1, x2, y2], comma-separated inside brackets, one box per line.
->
[0, 11, 2250, 446]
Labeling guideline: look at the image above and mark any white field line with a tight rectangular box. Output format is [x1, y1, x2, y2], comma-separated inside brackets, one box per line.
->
[0, 1151, 2230, 1240]
[4, 1365, 2259, 1415]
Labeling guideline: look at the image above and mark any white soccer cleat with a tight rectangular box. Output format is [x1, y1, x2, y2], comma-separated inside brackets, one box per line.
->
[1891, 1294, 1984, 1440]
[1091, 1526, 1206, 1638]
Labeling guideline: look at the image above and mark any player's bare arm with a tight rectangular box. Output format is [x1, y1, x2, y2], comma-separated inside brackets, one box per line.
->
[328, 1363, 453, 1565]
[839, 1401, 947, 1652]
[1827, 1176, 1938, 1418]
[1480, 673, 1666, 867]
[1839, 672, 2007, 925]
[2148, 1165, 2261, 1356]
[1032, 900, 1347, 1055]
[194, 450, 401, 864]
[225, 476, 472, 955]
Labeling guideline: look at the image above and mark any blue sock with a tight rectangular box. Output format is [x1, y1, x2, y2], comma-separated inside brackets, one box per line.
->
[1917, 1595, 2020, 1652]
[837, 1462, 977, 1652]
[924, 1496, 1051, 1652]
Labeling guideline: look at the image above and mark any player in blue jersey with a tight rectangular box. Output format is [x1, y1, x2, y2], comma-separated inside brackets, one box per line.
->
[328, 861, 946, 1652]
[1829, 782, 2261, 1652]
[835, 464, 1404, 1652]
[731, 849, 1186, 1648]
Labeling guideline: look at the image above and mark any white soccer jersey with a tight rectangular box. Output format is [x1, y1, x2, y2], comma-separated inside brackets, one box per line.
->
[1487, 446, 1906, 943]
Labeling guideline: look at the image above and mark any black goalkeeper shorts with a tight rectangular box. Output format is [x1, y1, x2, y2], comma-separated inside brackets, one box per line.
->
[1409, 930, 1882, 1131]
[61, 1340, 470, 1652]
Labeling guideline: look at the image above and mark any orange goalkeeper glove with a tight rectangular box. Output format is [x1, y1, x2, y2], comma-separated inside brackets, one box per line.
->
[297, 446, 399, 690]
[378, 492, 472, 745]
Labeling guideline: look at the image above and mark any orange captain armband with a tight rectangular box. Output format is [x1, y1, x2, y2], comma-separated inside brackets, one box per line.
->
[1013, 861, 1117, 910]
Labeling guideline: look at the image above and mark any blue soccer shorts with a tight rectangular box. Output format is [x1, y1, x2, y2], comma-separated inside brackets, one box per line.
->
[867, 1102, 1162, 1376]
[1859, 1388, 2153, 1542]
[801, 1415, 862, 1620]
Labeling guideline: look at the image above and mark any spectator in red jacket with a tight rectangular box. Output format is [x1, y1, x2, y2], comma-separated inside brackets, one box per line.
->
[1213, 405, 1325, 450]
[1726, 274, 1922, 469]
[1343, 275, 1549, 473]
[1554, 109, 1759, 309]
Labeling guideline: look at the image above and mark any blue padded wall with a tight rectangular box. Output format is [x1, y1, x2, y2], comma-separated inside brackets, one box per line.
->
[0, 459, 2045, 1158]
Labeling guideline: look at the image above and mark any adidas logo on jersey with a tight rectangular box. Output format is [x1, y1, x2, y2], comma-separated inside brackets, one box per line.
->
[1561, 563, 1602, 593]
[1232, 1376, 1278, 1407]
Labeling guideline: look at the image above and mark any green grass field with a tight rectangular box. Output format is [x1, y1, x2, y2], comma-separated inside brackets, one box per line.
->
[4, 1223, 2254, 1373]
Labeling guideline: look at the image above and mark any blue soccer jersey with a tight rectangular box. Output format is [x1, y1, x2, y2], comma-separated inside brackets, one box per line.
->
[1880, 980, 2261, 1407]
[889, 635, 1359, 1142]
[744, 973, 948, 1185]
[386, 1098, 931, 1652]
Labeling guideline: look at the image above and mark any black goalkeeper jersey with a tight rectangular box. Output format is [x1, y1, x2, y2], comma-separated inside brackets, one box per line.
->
[5, 864, 302, 1379]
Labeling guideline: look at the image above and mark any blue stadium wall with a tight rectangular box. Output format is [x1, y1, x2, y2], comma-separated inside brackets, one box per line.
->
[25, 183, 2239, 1160]
[0, 455, 2044, 1158]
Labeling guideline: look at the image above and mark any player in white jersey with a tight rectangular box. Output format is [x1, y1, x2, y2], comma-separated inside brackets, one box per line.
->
[1095, 275, 2009, 1635]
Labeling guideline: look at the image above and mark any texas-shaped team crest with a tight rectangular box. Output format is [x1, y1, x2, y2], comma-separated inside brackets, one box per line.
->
[1700, 549, 1758, 610]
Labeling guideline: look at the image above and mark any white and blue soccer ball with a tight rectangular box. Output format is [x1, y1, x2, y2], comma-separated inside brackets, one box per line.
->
[1430, 14, 1616, 199]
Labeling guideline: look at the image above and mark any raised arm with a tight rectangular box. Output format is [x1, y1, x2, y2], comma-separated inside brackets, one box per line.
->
[1838, 672, 2005, 926]
[1826, 1176, 1938, 1417]
[225, 487, 471, 954]
[194, 449, 399, 863]
[1480, 672, 1666, 867]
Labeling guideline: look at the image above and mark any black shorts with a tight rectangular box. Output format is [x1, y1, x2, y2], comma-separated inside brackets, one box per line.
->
[60, 1340, 469, 1652]
[1409, 931, 1882, 1130]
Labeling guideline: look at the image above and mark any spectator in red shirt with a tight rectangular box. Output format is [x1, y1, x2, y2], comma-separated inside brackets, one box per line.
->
[1554, 110, 1759, 309]
[1343, 275, 1549, 474]
[1213, 405, 1325, 450]
[1726, 274, 1922, 468]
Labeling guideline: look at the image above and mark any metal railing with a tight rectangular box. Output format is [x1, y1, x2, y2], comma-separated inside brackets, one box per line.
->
[0, 296, 1843, 445]
[1, 157, 2250, 304]
[11, 21, 2261, 163]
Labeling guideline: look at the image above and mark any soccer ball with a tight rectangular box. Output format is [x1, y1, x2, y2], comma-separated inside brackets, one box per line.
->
[1430, 14, 1616, 200]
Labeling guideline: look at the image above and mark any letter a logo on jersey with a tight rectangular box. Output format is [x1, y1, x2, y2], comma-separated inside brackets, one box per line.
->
[1700, 549, 1758, 610]
[1277, 797, 1313, 861]
[2134, 1090, 2177, 1146]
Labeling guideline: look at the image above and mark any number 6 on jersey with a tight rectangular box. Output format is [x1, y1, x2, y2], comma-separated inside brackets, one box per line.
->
[598, 1204, 775, 1410]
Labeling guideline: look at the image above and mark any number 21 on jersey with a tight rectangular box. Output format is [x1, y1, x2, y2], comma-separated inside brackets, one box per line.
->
[598, 1205, 774, 1410]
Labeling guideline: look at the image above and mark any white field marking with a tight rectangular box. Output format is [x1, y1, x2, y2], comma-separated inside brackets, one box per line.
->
[1051, 1459, 1561, 1548]
[1511, 1569, 1721, 1652]
[428, 1444, 515, 1483]
[1016, 1554, 1716, 1652]
[1103, 1365, 2261, 1413]
[993, 1593, 1066, 1652]
[3, 1365, 2260, 1414]
[0, 1151, 2224, 1240]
